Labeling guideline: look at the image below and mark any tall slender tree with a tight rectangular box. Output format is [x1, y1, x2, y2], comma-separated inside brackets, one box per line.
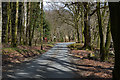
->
[40, 1, 43, 50]
[25, 2, 30, 45]
[2, 3, 7, 43]
[11, 2, 19, 47]
[28, 2, 32, 46]
[19, 2, 24, 45]
[96, 2, 105, 61]
[5, 2, 10, 43]
[23, 2, 27, 45]
[8, 2, 12, 44]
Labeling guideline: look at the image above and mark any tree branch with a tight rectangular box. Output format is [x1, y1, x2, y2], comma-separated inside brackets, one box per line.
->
[90, 6, 109, 16]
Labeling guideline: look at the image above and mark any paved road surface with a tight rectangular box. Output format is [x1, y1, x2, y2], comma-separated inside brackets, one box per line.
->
[3, 42, 80, 79]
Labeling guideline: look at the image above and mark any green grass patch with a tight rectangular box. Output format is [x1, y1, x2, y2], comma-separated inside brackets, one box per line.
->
[2, 47, 20, 53]
[2, 47, 18, 50]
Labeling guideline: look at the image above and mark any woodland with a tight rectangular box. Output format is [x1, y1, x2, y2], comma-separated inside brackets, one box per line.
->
[1, 1, 120, 80]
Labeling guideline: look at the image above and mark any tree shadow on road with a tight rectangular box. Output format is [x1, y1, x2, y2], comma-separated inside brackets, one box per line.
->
[3, 45, 112, 80]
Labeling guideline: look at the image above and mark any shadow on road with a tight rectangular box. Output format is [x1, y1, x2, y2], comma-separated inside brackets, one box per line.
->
[2, 42, 112, 80]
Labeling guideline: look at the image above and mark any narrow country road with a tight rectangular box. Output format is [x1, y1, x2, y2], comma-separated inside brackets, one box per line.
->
[3, 42, 80, 79]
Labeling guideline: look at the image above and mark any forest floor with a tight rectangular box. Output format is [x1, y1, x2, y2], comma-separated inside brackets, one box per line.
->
[69, 44, 114, 78]
[2, 43, 54, 72]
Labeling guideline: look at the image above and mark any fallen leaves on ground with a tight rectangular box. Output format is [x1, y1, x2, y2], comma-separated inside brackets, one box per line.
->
[70, 50, 114, 78]
[2, 44, 53, 73]
[2, 44, 53, 65]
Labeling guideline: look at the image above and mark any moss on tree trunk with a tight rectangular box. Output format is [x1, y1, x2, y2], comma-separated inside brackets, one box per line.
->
[97, 2, 106, 61]
[104, 18, 111, 61]
[12, 2, 19, 47]
[5, 2, 10, 44]
[83, 3, 91, 50]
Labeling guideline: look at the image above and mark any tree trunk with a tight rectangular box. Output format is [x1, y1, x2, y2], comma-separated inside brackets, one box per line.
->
[0, 2, 2, 46]
[12, 2, 19, 47]
[19, 2, 24, 45]
[97, 35, 100, 48]
[8, 2, 12, 44]
[40, 1, 43, 50]
[81, 7, 84, 43]
[76, 23, 80, 43]
[81, 20, 84, 43]
[83, 3, 91, 50]
[29, 15, 37, 46]
[25, 2, 30, 45]
[0, 3, 2, 78]
[96, 2, 106, 61]
[104, 17, 111, 60]
[5, 2, 10, 44]
[2, 3, 7, 43]
[28, 3, 32, 46]
[23, 2, 27, 45]
[109, 2, 120, 80]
